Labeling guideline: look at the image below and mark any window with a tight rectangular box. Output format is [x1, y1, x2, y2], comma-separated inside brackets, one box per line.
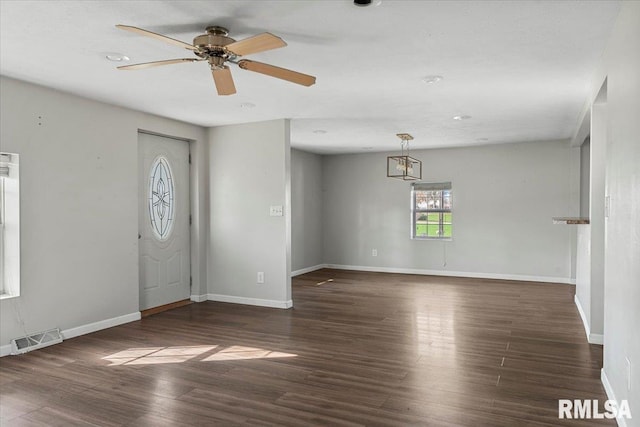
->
[0, 152, 20, 298]
[148, 155, 175, 241]
[412, 182, 452, 239]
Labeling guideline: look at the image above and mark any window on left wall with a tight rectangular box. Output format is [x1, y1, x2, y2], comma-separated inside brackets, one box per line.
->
[0, 152, 20, 298]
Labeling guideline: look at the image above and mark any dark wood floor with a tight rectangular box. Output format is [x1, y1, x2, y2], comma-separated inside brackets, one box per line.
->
[1, 269, 612, 426]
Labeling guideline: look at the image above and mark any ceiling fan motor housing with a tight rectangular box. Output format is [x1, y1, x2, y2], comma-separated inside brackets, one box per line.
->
[193, 26, 236, 62]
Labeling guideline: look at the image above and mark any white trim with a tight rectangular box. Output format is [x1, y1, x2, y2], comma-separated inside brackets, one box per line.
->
[292, 264, 328, 277]
[601, 369, 629, 427]
[1, 311, 141, 358]
[574, 294, 604, 344]
[575, 294, 591, 339]
[61, 312, 141, 340]
[207, 294, 292, 309]
[190, 294, 207, 303]
[325, 264, 573, 284]
[0, 344, 11, 357]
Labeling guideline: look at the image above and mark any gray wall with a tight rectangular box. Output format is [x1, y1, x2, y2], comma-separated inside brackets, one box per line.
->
[580, 139, 591, 218]
[575, 225, 592, 337]
[208, 120, 292, 307]
[588, 101, 607, 338]
[596, 1, 640, 421]
[322, 140, 575, 282]
[0, 77, 207, 350]
[291, 149, 324, 273]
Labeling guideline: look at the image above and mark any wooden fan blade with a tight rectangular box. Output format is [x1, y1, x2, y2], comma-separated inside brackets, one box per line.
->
[116, 25, 196, 51]
[212, 66, 237, 96]
[225, 33, 287, 56]
[117, 58, 201, 70]
[237, 60, 316, 87]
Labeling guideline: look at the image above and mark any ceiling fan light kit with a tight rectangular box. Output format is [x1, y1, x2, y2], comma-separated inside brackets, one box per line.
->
[387, 133, 422, 181]
[115, 24, 316, 96]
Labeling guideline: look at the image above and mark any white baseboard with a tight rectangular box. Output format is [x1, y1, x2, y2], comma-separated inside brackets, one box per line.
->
[601, 369, 629, 427]
[292, 264, 328, 277]
[574, 294, 592, 340]
[325, 264, 573, 284]
[190, 294, 208, 303]
[0, 311, 141, 357]
[574, 294, 604, 345]
[207, 294, 293, 309]
[589, 333, 604, 345]
[62, 312, 141, 340]
[0, 344, 11, 357]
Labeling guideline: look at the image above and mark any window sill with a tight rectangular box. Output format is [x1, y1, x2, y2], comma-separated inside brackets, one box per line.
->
[0, 292, 19, 301]
[412, 237, 453, 241]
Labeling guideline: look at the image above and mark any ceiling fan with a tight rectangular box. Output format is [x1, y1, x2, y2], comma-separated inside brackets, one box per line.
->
[115, 24, 317, 96]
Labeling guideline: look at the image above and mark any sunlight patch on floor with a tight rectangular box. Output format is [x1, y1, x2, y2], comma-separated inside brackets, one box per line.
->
[202, 345, 297, 361]
[102, 345, 296, 366]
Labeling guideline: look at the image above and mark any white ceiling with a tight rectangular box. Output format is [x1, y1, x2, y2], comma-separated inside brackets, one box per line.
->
[0, 1, 620, 154]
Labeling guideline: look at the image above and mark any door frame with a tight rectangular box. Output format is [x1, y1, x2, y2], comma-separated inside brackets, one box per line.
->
[137, 129, 193, 310]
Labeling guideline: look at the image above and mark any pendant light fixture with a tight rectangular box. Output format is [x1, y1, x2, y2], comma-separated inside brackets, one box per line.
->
[387, 133, 422, 180]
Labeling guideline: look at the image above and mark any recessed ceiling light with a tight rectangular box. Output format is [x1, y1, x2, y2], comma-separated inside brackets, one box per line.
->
[105, 53, 129, 62]
[453, 115, 472, 121]
[240, 102, 256, 109]
[313, 129, 327, 134]
[422, 75, 443, 84]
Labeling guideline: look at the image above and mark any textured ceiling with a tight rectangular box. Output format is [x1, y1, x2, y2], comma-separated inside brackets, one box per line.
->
[0, 1, 620, 153]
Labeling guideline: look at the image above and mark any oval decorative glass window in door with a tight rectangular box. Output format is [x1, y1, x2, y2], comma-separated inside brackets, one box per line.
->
[148, 156, 175, 241]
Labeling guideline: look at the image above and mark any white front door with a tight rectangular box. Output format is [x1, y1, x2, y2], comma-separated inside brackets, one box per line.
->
[138, 132, 190, 310]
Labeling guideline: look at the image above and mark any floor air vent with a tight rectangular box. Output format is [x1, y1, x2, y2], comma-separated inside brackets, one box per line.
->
[11, 328, 63, 355]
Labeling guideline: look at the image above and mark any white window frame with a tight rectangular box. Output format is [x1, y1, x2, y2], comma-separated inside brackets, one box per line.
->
[0, 152, 20, 299]
[0, 177, 4, 294]
[411, 182, 452, 240]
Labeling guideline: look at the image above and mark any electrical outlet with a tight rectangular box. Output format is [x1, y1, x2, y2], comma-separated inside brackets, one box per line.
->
[257, 272, 264, 284]
[269, 205, 283, 216]
[372, 249, 378, 257]
[626, 357, 631, 390]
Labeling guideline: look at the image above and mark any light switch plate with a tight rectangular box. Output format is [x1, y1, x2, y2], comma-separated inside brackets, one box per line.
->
[270, 205, 283, 216]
